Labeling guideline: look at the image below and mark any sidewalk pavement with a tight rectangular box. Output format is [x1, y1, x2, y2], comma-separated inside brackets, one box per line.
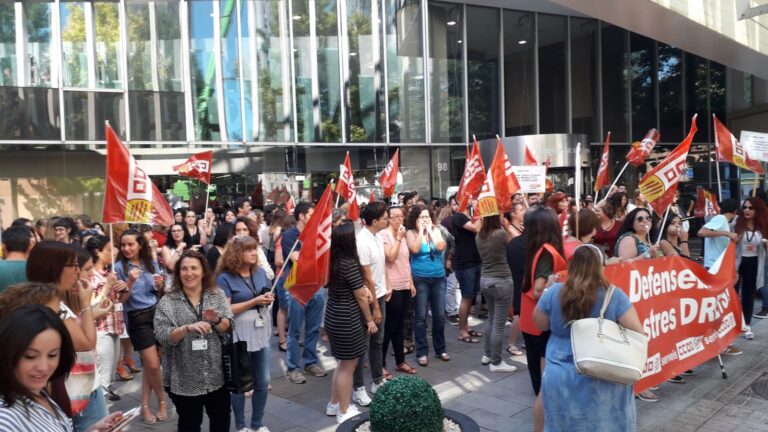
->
[109, 309, 768, 432]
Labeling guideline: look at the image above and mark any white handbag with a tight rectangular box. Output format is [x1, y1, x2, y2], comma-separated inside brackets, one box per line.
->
[570, 286, 648, 385]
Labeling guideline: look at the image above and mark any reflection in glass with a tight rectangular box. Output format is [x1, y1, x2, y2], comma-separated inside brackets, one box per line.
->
[155, 2, 183, 92]
[346, 0, 381, 142]
[0, 87, 60, 140]
[685, 52, 708, 140]
[657, 43, 682, 139]
[64, 91, 124, 141]
[570, 17, 598, 140]
[385, 0, 424, 142]
[601, 24, 628, 142]
[428, 1, 464, 143]
[129, 91, 186, 141]
[292, 0, 313, 142]
[61, 2, 88, 88]
[630, 33, 656, 140]
[317, 0, 341, 142]
[466, 6, 499, 140]
[24, 2, 55, 88]
[726, 68, 751, 112]
[221, 0, 243, 141]
[710, 62, 726, 138]
[0, 4, 15, 86]
[127, 3, 152, 90]
[538, 14, 566, 134]
[94, 2, 121, 89]
[127, 2, 183, 93]
[189, 0, 221, 140]
[503, 10, 534, 136]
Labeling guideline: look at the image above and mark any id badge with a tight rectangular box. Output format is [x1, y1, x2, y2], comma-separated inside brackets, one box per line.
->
[746, 244, 757, 253]
[192, 339, 208, 351]
[254, 315, 265, 328]
[114, 302, 123, 312]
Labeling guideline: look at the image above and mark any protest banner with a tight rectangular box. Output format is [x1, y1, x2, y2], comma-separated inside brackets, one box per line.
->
[510, 166, 546, 193]
[740, 130, 768, 162]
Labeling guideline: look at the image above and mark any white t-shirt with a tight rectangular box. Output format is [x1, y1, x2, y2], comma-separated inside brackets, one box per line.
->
[703, 215, 731, 268]
[356, 228, 387, 298]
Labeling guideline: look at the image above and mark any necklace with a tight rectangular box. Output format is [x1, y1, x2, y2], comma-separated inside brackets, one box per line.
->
[510, 223, 523, 234]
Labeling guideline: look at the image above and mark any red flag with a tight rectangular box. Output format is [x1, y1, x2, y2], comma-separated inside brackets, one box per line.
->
[694, 187, 720, 218]
[499, 137, 521, 197]
[173, 151, 213, 184]
[594, 132, 611, 192]
[543, 156, 554, 192]
[283, 183, 333, 305]
[713, 115, 765, 174]
[639, 116, 697, 216]
[285, 194, 296, 215]
[335, 152, 356, 200]
[378, 149, 399, 198]
[102, 124, 173, 225]
[627, 128, 660, 167]
[456, 140, 486, 212]
[524, 144, 538, 166]
[490, 142, 515, 213]
[348, 193, 360, 221]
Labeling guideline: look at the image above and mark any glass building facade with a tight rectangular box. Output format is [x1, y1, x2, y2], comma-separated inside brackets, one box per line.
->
[0, 0, 765, 222]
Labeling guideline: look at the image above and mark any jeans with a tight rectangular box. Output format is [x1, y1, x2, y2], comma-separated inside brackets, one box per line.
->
[286, 289, 325, 371]
[455, 265, 481, 299]
[383, 290, 409, 367]
[232, 346, 271, 429]
[95, 331, 120, 390]
[73, 387, 108, 432]
[480, 276, 513, 365]
[169, 386, 231, 432]
[354, 297, 386, 386]
[445, 273, 459, 315]
[413, 277, 447, 357]
[522, 331, 550, 395]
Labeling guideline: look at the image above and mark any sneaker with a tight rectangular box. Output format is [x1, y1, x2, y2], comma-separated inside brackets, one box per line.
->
[326, 401, 339, 416]
[237, 428, 253, 432]
[447, 315, 459, 326]
[370, 379, 388, 395]
[745, 327, 754, 340]
[481, 355, 491, 365]
[254, 427, 270, 432]
[754, 310, 768, 319]
[636, 390, 659, 403]
[649, 386, 660, 391]
[287, 369, 306, 384]
[105, 388, 121, 402]
[304, 364, 327, 377]
[722, 345, 743, 356]
[489, 361, 518, 372]
[352, 387, 371, 407]
[681, 369, 695, 376]
[667, 375, 685, 384]
[336, 404, 361, 424]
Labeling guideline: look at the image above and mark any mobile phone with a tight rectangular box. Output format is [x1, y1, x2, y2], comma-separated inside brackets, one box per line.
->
[108, 406, 140, 432]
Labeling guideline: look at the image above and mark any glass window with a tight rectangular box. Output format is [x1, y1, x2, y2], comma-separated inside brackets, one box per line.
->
[0, 87, 60, 140]
[155, 2, 183, 92]
[189, 0, 221, 141]
[710, 61, 726, 133]
[346, 0, 382, 142]
[24, 2, 56, 88]
[657, 43, 683, 139]
[601, 24, 628, 142]
[685, 52, 708, 141]
[503, 10, 534, 136]
[400, 146, 430, 196]
[61, 2, 88, 88]
[129, 91, 186, 141]
[466, 6, 499, 140]
[428, 1, 464, 143]
[570, 17, 598, 140]
[727, 68, 751, 112]
[64, 90, 124, 140]
[292, 0, 314, 142]
[221, 0, 243, 141]
[316, 0, 341, 142]
[127, 2, 152, 91]
[630, 33, 656, 140]
[385, 0, 424, 142]
[538, 14, 566, 134]
[94, 2, 121, 89]
[0, 4, 17, 86]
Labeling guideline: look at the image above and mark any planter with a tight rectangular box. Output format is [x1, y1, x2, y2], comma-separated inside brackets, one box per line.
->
[336, 409, 479, 432]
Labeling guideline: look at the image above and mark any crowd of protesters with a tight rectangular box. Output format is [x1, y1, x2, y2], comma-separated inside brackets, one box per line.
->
[0, 183, 766, 432]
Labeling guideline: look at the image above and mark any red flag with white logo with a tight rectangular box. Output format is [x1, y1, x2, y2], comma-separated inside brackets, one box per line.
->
[335, 152, 356, 200]
[348, 192, 360, 221]
[639, 116, 697, 216]
[490, 142, 516, 213]
[378, 149, 399, 198]
[594, 132, 611, 192]
[456, 140, 486, 212]
[694, 187, 720, 218]
[102, 124, 174, 225]
[627, 129, 660, 167]
[173, 151, 213, 184]
[713, 115, 765, 174]
[524, 144, 538, 166]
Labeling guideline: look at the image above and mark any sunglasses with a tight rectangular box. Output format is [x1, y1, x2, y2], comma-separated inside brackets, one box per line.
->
[743, 205, 754, 210]
[635, 216, 651, 223]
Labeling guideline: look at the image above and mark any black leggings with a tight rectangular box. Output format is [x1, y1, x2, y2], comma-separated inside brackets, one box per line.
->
[383, 289, 409, 367]
[738, 256, 759, 326]
[522, 331, 550, 396]
[169, 386, 231, 432]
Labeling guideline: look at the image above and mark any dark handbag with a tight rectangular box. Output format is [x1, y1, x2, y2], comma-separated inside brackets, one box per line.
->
[220, 321, 255, 394]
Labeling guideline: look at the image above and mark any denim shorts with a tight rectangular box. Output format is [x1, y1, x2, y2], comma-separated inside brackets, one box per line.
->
[455, 266, 481, 299]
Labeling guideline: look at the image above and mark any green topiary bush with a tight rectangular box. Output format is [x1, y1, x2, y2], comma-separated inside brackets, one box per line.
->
[369, 376, 444, 432]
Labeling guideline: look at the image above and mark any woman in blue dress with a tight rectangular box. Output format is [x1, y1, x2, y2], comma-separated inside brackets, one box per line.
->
[533, 243, 643, 431]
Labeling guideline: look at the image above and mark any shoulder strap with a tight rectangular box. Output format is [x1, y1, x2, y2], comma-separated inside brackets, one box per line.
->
[600, 286, 615, 319]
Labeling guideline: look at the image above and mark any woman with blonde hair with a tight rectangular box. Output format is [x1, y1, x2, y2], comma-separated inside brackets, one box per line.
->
[534, 244, 643, 430]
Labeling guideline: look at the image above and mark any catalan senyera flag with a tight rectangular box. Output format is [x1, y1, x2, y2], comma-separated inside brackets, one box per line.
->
[694, 187, 720, 218]
[627, 128, 660, 167]
[283, 183, 333, 305]
[524, 144, 538, 166]
[713, 115, 765, 174]
[456, 140, 486, 212]
[336, 152, 356, 200]
[102, 124, 174, 225]
[379, 149, 399, 198]
[594, 132, 611, 193]
[639, 115, 697, 216]
[173, 151, 213, 184]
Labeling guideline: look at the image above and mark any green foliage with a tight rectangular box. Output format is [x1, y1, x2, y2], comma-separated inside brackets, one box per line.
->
[369, 376, 444, 432]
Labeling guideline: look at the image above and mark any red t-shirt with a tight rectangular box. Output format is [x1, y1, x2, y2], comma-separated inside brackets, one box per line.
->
[593, 221, 621, 258]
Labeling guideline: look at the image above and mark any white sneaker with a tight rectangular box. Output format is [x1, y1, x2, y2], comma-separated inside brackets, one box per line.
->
[745, 327, 754, 340]
[254, 428, 270, 432]
[370, 379, 388, 395]
[237, 428, 253, 432]
[489, 361, 518, 372]
[352, 386, 372, 406]
[481, 355, 491, 365]
[336, 404, 361, 424]
[325, 401, 339, 416]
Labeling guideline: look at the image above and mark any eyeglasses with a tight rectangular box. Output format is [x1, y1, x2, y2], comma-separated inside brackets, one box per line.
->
[635, 216, 651, 222]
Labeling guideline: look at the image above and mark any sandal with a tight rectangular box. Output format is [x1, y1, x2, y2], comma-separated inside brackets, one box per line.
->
[141, 405, 157, 425]
[417, 356, 428, 367]
[278, 341, 288, 352]
[382, 367, 393, 380]
[124, 359, 142, 373]
[395, 362, 418, 374]
[468, 330, 484, 338]
[404, 345, 415, 355]
[505, 345, 524, 356]
[457, 335, 480, 343]
[436, 353, 450, 362]
[156, 400, 169, 422]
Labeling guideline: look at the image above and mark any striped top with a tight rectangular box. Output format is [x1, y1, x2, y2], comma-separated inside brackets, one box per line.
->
[0, 392, 73, 432]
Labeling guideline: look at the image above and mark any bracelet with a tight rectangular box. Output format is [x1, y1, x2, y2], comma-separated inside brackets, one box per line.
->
[80, 306, 92, 314]
[212, 317, 222, 326]
[184, 325, 190, 333]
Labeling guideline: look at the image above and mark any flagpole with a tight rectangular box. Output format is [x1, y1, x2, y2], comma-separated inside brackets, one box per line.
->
[655, 205, 671, 246]
[270, 239, 301, 294]
[713, 114, 723, 200]
[575, 143, 581, 239]
[203, 183, 211, 219]
[598, 161, 629, 205]
[109, 224, 116, 271]
[335, 194, 341, 208]
[753, 175, 760, 197]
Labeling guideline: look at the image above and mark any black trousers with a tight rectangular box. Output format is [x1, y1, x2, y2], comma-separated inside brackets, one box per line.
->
[522, 331, 550, 396]
[383, 289, 409, 367]
[738, 256, 759, 326]
[169, 386, 231, 432]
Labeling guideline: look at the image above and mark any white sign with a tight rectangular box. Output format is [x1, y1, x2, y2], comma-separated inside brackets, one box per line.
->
[510, 166, 547, 193]
[740, 130, 768, 162]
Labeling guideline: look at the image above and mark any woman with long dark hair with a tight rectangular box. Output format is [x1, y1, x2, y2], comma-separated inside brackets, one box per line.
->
[734, 197, 768, 340]
[324, 222, 377, 424]
[593, 199, 621, 258]
[659, 212, 691, 259]
[612, 191, 629, 221]
[615, 207, 659, 262]
[160, 223, 187, 291]
[533, 245, 642, 430]
[182, 210, 206, 247]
